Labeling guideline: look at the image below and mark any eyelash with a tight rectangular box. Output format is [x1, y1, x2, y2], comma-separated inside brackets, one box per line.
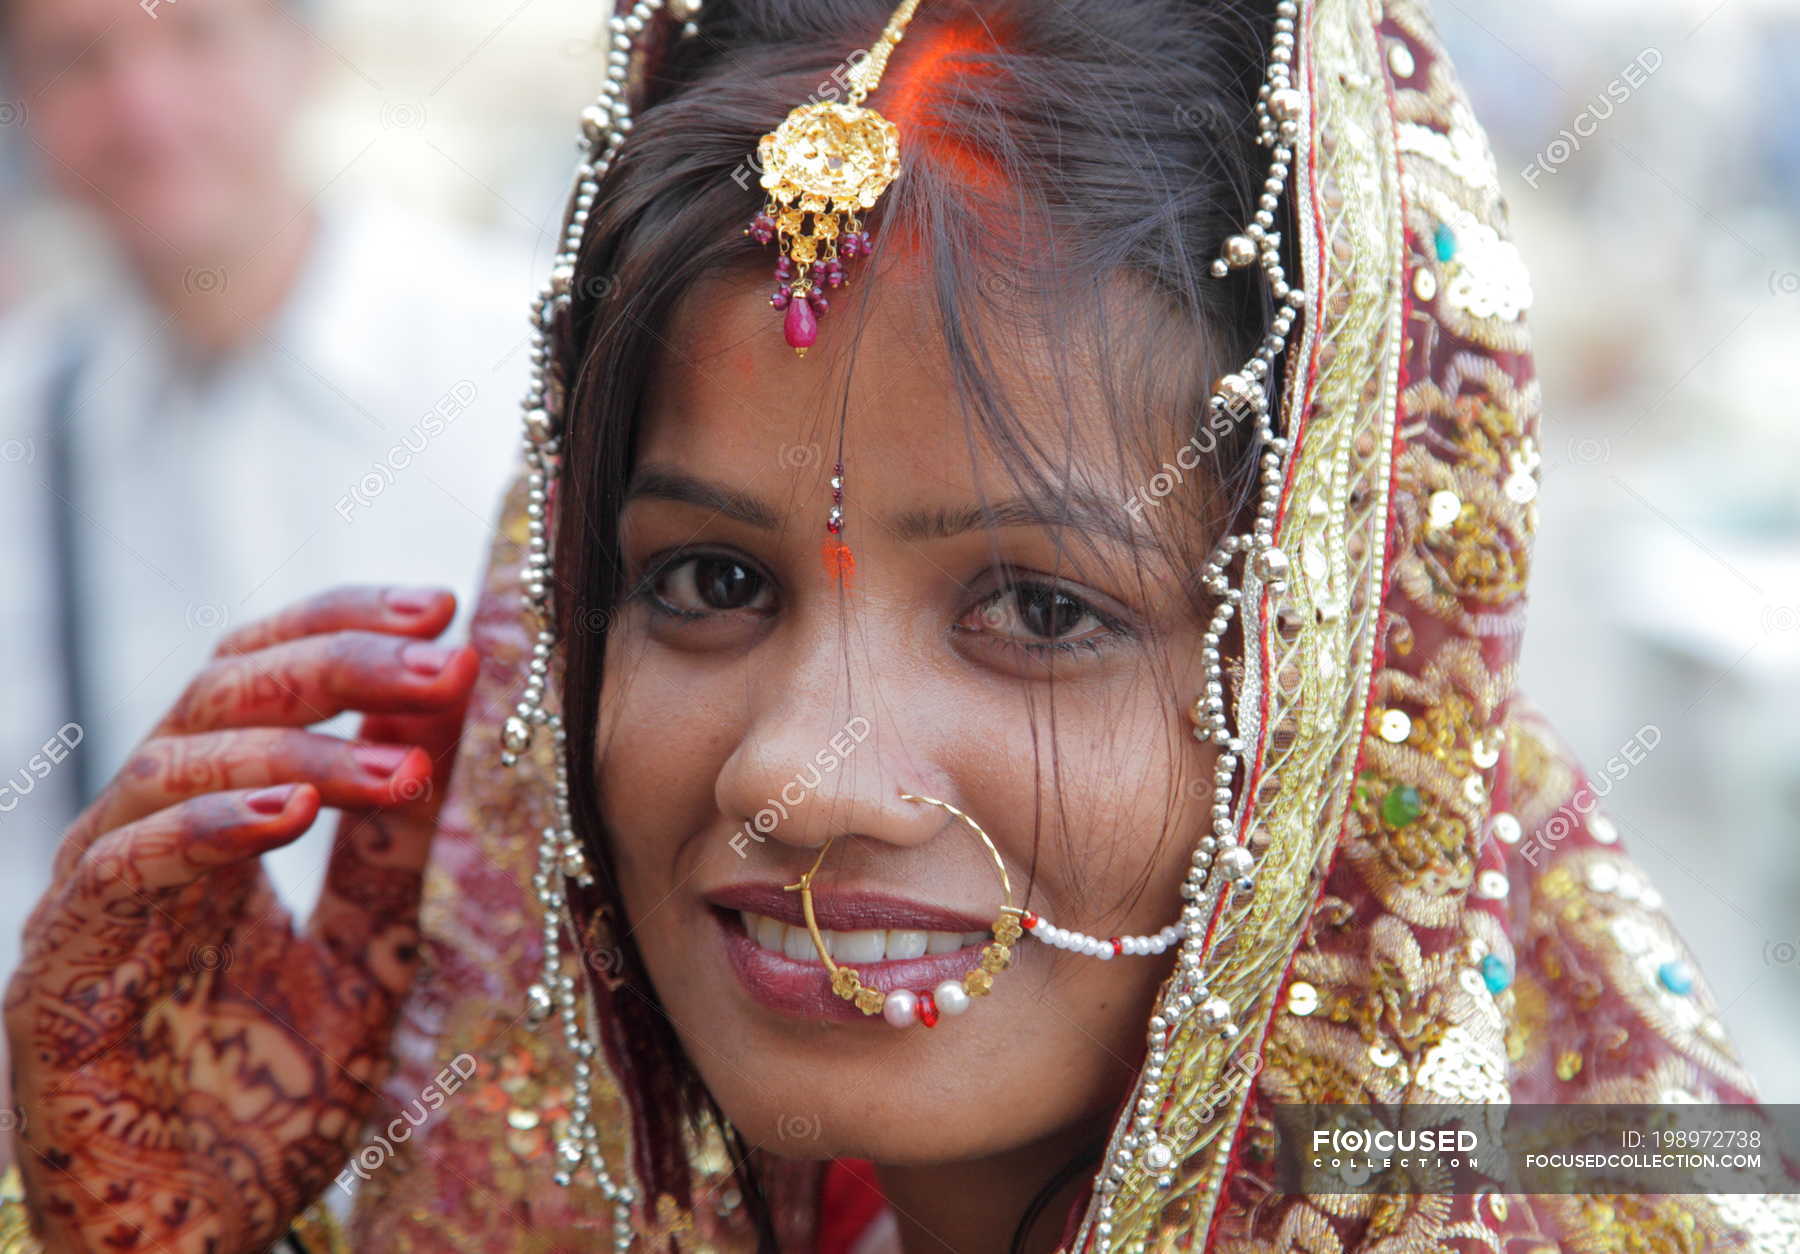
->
[957, 580, 1133, 657]
[630, 549, 768, 621]
[629, 550, 1133, 656]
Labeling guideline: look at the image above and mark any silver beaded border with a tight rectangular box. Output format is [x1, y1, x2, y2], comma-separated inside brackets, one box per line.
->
[498, 0, 702, 1247]
[1086, 0, 1308, 1239]
[502, 0, 1303, 1245]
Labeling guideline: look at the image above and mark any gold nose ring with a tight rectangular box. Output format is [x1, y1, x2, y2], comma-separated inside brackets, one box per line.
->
[781, 790, 1023, 1029]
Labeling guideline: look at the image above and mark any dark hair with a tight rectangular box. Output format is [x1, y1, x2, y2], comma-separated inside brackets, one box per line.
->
[551, 0, 1277, 1246]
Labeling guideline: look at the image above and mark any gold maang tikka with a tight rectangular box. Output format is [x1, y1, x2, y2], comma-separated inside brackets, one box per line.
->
[744, 0, 921, 358]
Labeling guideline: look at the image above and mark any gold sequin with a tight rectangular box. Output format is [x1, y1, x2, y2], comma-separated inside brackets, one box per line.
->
[1286, 981, 1320, 1015]
[1427, 489, 1461, 529]
[1585, 860, 1620, 894]
[1387, 39, 1416, 79]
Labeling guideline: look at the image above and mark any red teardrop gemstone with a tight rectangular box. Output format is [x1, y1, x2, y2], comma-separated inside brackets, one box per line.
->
[784, 295, 818, 352]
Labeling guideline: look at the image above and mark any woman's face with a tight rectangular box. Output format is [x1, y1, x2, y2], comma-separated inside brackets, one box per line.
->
[596, 266, 1219, 1167]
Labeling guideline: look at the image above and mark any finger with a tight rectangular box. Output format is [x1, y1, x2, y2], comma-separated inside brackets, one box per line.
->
[307, 682, 477, 992]
[57, 731, 433, 875]
[155, 631, 480, 737]
[213, 585, 457, 657]
[352, 680, 476, 814]
[306, 809, 432, 998]
[41, 786, 319, 967]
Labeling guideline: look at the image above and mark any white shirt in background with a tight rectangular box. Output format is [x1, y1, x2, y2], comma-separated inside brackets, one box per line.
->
[0, 193, 541, 984]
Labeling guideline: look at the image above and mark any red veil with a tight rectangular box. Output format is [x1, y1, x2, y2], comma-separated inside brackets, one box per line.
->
[337, 0, 1797, 1249]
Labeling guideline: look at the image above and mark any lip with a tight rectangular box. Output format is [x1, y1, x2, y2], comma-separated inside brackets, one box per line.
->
[705, 882, 997, 934]
[705, 886, 1003, 1023]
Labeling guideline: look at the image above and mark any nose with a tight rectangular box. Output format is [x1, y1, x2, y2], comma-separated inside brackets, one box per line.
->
[713, 618, 954, 859]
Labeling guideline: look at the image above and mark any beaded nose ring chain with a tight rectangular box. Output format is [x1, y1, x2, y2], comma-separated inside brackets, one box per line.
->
[785, 791, 1192, 1030]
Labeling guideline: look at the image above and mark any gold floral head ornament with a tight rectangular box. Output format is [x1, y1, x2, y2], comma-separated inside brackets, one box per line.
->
[744, 0, 921, 357]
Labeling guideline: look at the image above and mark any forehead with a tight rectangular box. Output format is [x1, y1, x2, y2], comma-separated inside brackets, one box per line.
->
[637, 262, 1195, 506]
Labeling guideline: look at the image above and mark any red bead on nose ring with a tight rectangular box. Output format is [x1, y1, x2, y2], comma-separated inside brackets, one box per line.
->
[781, 790, 1021, 1029]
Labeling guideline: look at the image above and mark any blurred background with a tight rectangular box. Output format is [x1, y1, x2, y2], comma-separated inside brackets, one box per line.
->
[0, 0, 1795, 1116]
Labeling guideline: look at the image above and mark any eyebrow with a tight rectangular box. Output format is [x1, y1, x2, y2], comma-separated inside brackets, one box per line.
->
[891, 492, 1150, 549]
[625, 463, 1154, 550]
[625, 465, 784, 530]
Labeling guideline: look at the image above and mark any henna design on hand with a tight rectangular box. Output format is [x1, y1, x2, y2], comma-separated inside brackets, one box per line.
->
[5, 586, 471, 1254]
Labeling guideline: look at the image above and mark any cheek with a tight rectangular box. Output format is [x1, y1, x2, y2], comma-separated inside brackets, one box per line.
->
[988, 662, 1207, 931]
[594, 631, 742, 889]
[211, 57, 303, 145]
[36, 93, 109, 171]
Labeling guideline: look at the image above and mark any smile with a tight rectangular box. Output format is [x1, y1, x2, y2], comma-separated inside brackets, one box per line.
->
[705, 886, 1006, 1023]
[736, 909, 990, 965]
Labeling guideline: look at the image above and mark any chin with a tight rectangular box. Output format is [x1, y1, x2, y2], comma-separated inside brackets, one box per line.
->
[620, 847, 1163, 1176]
[687, 1053, 1049, 1168]
[636, 906, 1127, 1170]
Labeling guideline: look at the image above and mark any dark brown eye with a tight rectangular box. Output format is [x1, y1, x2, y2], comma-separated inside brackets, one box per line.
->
[963, 583, 1110, 646]
[652, 554, 771, 615]
[1016, 587, 1088, 639]
[696, 557, 761, 609]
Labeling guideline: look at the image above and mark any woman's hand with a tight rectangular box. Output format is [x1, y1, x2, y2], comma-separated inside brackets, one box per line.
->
[4, 585, 480, 1253]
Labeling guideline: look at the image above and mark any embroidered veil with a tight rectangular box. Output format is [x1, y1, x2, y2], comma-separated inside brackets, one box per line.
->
[326, 1, 1798, 1250]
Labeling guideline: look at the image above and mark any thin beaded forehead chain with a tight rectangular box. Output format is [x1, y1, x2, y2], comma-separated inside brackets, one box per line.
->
[500, 0, 1308, 1241]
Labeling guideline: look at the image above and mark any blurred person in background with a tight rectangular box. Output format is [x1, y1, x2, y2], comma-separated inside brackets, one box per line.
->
[0, 0, 534, 984]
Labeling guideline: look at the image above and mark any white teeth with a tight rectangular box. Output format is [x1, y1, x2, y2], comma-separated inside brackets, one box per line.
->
[754, 913, 786, 952]
[833, 929, 887, 964]
[885, 929, 929, 960]
[925, 930, 963, 955]
[739, 911, 981, 964]
[783, 925, 818, 962]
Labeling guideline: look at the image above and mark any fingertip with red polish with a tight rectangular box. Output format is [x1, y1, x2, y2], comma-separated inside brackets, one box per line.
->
[245, 782, 318, 821]
[352, 743, 414, 779]
[398, 641, 480, 692]
[382, 585, 456, 621]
